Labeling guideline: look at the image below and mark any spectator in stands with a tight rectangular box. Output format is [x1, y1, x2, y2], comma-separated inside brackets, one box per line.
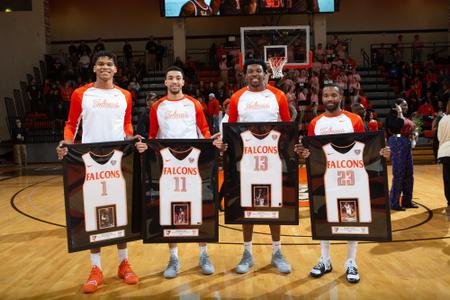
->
[12, 119, 27, 167]
[314, 43, 325, 61]
[297, 88, 308, 128]
[128, 77, 141, 97]
[60, 81, 74, 118]
[145, 36, 157, 70]
[123, 41, 133, 68]
[219, 55, 229, 84]
[385, 99, 417, 211]
[79, 51, 91, 83]
[209, 43, 217, 68]
[173, 56, 184, 70]
[412, 34, 423, 63]
[155, 40, 165, 71]
[310, 87, 319, 117]
[136, 92, 158, 138]
[366, 109, 379, 132]
[207, 93, 221, 133]
[93, 38, 105, 54]
[351, 103, 368, 131]
[219, 98, 230, 133]
[417, 97, 435, 119]
[77, 41, 91, 57]
[68, 41, 78, 58]
[27, 79, 41, 114]
[348, 76, 361, 104]
[395, 35, 404, 61]
[437, 101, 450, 215]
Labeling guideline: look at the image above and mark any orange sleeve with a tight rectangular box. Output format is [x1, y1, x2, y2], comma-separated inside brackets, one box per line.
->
[268, 85, 291, 122]
[347, 111, 366, 133]
[228, 87, 247, 123]
[149, 99, 162, 139]
[123, 89, 133, 137]
[308, 116, 319, 136]
[63, 86, 86, 141]
[193, 99, 211, 138]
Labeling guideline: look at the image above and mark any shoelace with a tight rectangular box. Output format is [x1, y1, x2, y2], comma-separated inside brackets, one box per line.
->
[314, 262, 325, 270]
[168, 258, 178, 268]
[347, 266, 357, 275]
[200, 255, 211, 266]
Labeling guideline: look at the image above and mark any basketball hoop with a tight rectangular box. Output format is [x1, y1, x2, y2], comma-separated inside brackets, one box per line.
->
[268, 56, 287, 79]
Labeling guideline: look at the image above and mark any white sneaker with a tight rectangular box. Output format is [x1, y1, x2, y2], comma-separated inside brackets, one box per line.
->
[344, 259, 360, 283]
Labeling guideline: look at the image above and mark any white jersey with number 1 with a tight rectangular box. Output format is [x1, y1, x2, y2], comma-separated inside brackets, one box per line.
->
[240, 130, 282, 207]
[82, 150, 127, 232]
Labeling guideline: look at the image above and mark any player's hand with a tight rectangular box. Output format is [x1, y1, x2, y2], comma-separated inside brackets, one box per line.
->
[294, 137, 310, 159]
[211, 132, 228, 152]
[380, 146, 391, 158]
[56, 140, 71, 160]
[134, 137, 148, 153]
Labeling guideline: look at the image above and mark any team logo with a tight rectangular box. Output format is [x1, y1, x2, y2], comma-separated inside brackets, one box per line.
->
[272, 134, 277, 140]
[111, 160, 117, 166]
[189, 158, 194, 163]
[354, 150, 361, 155]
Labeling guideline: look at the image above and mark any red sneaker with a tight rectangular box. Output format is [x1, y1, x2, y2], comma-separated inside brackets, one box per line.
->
[118, 259, 139, 285]
[83, 266, 103, 293]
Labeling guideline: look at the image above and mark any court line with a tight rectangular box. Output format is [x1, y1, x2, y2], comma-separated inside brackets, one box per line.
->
[9, 180, 449, 244]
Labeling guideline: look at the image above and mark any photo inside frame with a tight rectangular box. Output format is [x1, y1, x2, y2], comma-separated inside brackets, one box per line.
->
[172, 202, 191, 225]
[252, 184, 271, 207]
[338, 199, 359, 223]
[96, 205, 116, 230]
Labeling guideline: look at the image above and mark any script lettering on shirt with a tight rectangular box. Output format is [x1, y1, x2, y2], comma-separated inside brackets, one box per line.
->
[243, 145, 278, 154]
[327, 160, 364, 169]
[93, 99, 120, 109]
[165, 110, 190, 120]
[318, 127, 348, 135]
[85, 170, 121, 181]
[245, 101, 270, 111]
[163, 167, 198, 175]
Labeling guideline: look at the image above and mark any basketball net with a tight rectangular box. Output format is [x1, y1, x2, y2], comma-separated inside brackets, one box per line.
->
[268, 56, 287, 79]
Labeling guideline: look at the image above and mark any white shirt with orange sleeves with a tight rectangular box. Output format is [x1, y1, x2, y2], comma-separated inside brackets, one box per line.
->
[228, 85, 291, 123]
[64, 83, 133, 143]
[149, 95, 211, 139]
[308, 111, 365, 136]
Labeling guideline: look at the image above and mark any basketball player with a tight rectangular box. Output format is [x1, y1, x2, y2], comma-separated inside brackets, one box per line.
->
[137, 66, 226, 278]
[295, 83, 390, 283]
[228, 59, 292, 274]
[56, 51, 142, 293]
[219, 0, 258, 15]
[179, 0, 220, 16]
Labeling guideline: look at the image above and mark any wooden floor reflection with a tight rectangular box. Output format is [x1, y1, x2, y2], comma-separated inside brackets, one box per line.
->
[0, 164, 448, 299]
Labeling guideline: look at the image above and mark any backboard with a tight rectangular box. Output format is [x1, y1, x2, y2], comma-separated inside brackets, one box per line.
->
[240, 25, 310, 69]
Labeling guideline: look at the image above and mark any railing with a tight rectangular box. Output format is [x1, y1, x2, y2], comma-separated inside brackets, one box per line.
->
[370, 42, 449, 66]
[360, 48, 371, 69]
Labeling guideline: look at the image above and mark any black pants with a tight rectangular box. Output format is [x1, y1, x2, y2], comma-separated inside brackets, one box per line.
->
[441, 157, 450, 206]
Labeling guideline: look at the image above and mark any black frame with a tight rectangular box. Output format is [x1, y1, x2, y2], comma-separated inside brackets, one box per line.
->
[304, 131, 392, 242]
[142, 139, 219, 243]
[223, 122, 299, 224]
[63, 140, 142, 253]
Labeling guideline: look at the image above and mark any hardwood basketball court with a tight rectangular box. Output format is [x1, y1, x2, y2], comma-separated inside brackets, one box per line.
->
[0, 164, 449, 299]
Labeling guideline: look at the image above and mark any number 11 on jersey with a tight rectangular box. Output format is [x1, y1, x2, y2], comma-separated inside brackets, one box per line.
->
[174, 177, 187, 192]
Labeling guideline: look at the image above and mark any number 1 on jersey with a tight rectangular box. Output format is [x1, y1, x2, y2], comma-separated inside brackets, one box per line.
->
[174, 176, 187, 192]
[100, 181, 108, 196]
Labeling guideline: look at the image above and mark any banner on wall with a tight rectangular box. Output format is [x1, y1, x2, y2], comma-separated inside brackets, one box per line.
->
[223, 122, 299, 225]
[142, 139, 219, 243]
[304, 131, 392, 241]
[63, 141, 142, 253]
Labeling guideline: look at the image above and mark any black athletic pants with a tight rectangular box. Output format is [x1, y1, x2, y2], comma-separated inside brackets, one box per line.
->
[441, 157, 450, 206]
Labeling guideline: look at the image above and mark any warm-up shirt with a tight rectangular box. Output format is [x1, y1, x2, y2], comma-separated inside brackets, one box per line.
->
[228, 85, 291, 122]
[64, 83, 133, 143]
[308, 110, 365, 136]
[149, 94, 211, 139]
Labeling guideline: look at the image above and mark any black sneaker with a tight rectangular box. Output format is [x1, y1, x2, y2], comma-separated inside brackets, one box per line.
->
[310, 257, 332, 278]
[344, 259, 360, 283]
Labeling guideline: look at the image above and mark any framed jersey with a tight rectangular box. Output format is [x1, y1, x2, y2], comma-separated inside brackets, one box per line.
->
[63, 141, 142, 253]
[223, 122, 299, 224]
[142, 139, 219, 243]
[304, 131, 392, 241]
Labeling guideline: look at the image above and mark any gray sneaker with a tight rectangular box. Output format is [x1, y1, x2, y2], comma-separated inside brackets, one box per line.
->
[199, 253, 215, 275]
[271, 250, 292, 274]
[163, 255, 180, 279]
[235, 249, 254, 274]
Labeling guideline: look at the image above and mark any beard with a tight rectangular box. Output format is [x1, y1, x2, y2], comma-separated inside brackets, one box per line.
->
[325, 101, 340, 113]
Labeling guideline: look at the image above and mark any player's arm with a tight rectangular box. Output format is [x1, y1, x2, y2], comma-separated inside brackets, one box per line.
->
[277, 92, 291, 122]
[149, 101, 160, 139]
[123, 91, 134, 139]
[180, 1, 195, 16]
[194, 100, 211, 138]
[227, 93, 239, 123]
[57, 89, 82, 159]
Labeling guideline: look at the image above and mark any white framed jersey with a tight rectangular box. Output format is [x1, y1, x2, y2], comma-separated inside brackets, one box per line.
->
[322, 142, 372, 223]
[82, 150, 128, 232]
[159, 147, 202, 226]
[239, 130, 282, 207]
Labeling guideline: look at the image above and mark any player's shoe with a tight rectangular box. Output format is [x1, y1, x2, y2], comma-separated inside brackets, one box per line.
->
[235, 249, 254, 274]
[310, 257, 333, 278]
[199, 253, 215, 275]
[83, 266, 104, 294]
[118, 259, 139, 285]
[164, 255, 180, 279]
[271, 250, 292, 274]
[344, 259, 360, 283]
